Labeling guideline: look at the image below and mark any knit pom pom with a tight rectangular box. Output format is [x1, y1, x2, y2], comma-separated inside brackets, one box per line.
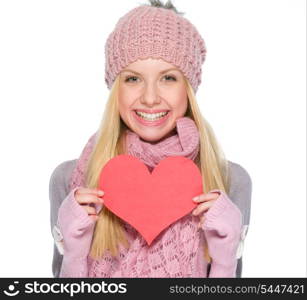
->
[141, 0, 185, 16]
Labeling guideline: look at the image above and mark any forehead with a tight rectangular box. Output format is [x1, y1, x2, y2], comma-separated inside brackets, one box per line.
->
[121, 58, 181, 74]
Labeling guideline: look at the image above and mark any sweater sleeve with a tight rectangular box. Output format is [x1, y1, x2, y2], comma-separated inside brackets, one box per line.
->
[49, 159, 77, 277]
[57, 186, 99, 278]
[200, 189, 243, 278]
[227, 161, 253, 277]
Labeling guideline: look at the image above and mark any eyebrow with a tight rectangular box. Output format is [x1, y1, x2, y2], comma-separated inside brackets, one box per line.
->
[121, 68, 180, 75]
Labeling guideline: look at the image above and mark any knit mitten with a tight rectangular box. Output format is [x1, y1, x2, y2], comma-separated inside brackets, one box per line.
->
[201, 189, 242, 278]
[57, 187, 102, 277]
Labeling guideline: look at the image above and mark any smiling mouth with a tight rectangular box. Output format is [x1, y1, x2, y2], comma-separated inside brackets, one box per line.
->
[134, 110, 170, 121]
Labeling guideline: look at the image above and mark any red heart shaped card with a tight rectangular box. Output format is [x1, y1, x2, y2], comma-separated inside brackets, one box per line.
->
[98, 154, 203, 245]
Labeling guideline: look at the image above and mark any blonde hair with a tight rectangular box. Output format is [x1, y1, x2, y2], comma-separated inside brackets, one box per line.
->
[85, 75, 230, 263]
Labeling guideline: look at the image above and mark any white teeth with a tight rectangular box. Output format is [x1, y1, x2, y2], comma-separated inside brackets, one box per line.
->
[135, 111, 168, 121]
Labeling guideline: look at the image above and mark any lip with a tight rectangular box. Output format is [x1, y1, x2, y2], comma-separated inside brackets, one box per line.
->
[133, 110, 170, 127]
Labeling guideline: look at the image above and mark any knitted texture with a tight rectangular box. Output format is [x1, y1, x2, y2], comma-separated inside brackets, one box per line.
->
[104, 5, 207, 94]
[58, 117, 242, 277]
[125, 117, 199, 171]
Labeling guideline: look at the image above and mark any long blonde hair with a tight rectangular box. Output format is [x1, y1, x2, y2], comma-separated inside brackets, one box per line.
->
[85, 75, 230, 263]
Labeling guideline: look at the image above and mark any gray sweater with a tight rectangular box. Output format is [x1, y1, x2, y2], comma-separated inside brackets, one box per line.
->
[49, 159, 252, 278]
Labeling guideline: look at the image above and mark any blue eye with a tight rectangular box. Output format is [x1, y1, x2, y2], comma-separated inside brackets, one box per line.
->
[164, 75, 176, 81]
[124, 75, 177, 83]
[125, 76, 139, 82]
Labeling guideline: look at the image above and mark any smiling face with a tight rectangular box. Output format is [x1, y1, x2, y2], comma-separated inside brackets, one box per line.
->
[118, 58, 188, 143]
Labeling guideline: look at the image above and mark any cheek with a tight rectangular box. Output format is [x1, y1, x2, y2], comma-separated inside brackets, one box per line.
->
[172, 94, 188, 116]
[118, 91, 133, 118]
[118, 103, 130, 127]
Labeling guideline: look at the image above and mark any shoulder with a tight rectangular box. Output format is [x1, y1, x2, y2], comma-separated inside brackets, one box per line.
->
[228, 160, 252, 189]
[49, 159, 78, 195]
[227, 160, 252, 226]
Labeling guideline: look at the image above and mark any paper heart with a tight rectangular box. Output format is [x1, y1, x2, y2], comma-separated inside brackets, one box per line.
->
[98, 154, 203, 245]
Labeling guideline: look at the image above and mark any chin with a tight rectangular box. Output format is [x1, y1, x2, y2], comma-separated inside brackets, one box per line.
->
[139, 127, 177, 144]
[138, 133, 166, 143]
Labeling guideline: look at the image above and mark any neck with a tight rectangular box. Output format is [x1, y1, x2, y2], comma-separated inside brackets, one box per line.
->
[125, 117, 200, 170]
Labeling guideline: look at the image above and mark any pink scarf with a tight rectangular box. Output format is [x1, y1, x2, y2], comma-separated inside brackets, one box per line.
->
[69, 117, 200, 190]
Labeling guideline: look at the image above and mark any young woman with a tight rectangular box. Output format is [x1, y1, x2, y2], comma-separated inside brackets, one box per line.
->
[49, 0, 252, 278]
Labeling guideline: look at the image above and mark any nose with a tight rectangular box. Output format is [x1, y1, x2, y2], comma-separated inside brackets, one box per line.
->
[140, 83, 161, 107]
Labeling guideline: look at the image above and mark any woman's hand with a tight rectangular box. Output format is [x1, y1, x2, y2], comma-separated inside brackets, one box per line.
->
[192, 191, 220, 229]
[57, 187, 105, 259]
[74, 187, 104, 221]
[57, 187, 104, 276]
[196, 190, 242, 277]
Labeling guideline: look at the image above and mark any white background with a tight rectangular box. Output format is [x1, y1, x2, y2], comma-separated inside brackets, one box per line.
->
[0, 0, 305, 277]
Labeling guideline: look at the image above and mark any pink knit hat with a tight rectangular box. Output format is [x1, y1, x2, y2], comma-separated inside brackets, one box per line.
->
[104, 4, 207, 93]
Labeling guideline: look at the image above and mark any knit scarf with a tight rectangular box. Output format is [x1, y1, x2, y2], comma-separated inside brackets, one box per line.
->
[69, 116, 200, 190]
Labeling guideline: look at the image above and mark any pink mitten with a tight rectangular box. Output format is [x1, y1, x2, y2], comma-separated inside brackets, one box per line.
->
[57, 187, 101, 277]
[201, 189, 242, 278]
